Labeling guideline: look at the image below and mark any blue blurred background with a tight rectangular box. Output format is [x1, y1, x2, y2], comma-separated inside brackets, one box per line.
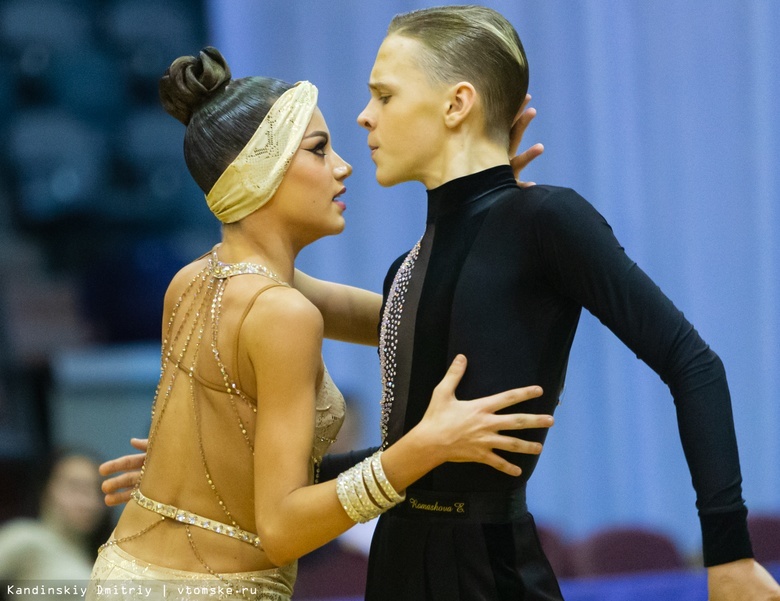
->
[0, 0, 778, 588]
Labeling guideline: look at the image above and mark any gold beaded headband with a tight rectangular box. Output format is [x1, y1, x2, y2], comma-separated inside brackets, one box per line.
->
[205, 80, 318, 223]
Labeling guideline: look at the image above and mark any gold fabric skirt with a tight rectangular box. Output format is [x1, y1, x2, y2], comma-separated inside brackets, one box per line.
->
[87, 544, 296, 601]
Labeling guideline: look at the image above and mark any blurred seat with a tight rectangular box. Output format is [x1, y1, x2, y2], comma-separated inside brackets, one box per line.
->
[7, 108, 109, 223]
[113, 107, 203, 220]
[0, 457, 38, 524]
[99, 0, 201, 102]
[536, 523, 576, 579]
[0, 58, 17, 117]
[47, 49, 128, 124]
[0, 0, 91, 52]
[748, 513, 780, 564]
[571, 526, 686, 577]
[0, 0, 94, 104]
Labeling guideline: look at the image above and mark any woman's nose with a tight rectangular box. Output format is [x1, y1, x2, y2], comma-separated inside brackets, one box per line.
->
[334, 154, 352, 179]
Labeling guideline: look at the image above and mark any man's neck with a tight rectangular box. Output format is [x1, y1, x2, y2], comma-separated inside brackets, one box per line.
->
[420, 134, 509, 190]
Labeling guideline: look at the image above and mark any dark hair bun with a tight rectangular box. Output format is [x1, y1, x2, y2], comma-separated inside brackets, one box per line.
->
[159, 46, 232, 125]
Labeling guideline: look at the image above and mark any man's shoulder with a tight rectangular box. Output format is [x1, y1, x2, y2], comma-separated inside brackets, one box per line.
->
[489, 184, 593, 226]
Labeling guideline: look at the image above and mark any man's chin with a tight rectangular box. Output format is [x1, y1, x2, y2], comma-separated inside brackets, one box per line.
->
[374, 167, 402, 188]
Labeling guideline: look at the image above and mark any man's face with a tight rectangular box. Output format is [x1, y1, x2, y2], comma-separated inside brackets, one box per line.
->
[357, 35, 449, 188]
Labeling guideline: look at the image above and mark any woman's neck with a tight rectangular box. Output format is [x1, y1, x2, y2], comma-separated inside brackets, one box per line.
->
[218, 221, 297, 285]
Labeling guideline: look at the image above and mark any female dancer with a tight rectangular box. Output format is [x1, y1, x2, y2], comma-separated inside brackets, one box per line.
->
[87, 46, 550, 601]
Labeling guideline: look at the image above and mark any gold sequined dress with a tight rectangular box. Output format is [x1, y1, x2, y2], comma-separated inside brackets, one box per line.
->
[87, 249, 345, 601]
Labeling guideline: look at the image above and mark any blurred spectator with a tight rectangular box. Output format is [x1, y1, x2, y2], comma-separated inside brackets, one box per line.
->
[0, 448, 112, 599]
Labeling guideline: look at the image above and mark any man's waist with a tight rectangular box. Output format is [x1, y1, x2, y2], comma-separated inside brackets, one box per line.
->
[388, 485, 527, 523]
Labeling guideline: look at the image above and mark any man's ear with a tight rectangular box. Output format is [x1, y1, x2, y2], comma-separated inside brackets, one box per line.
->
[443, 81, 478, 129]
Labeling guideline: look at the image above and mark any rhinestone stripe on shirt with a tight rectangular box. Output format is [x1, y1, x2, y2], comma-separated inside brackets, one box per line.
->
[378, 238, 422, 447]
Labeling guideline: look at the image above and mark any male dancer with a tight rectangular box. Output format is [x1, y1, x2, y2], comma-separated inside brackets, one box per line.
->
[356, 6, 779, 601]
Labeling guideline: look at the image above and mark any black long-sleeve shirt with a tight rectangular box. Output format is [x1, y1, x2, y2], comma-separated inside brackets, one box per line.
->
[378, 165, 751, 567]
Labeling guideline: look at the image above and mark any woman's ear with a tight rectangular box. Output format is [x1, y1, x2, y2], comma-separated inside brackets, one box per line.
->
[443, 81, 478, 129]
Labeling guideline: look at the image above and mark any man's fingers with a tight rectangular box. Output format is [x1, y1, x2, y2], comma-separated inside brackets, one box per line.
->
[130, 438, 149, 452]
[98, 453, 146, 477]
[104, 491, 134, 507]
[101, 471, 140, 495]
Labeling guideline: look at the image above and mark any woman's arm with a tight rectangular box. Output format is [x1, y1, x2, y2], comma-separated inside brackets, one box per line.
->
[293, 270, 381, 346]
[247, 287, 551, 566]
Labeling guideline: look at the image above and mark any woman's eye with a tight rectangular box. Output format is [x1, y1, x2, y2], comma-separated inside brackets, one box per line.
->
[309, 142, 327, 157]
[380, 96, 391, 104]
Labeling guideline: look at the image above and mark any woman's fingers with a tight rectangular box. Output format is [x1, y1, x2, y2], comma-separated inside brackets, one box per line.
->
[424, 355, 554, 475]
[489, 432, 545, 455]
[508, 93, 543, 184]
[493, 411, 554, 433]
[511, 142, 544, 181]
[433, 354, 468, 397]
[509, 94, 536, 154]
[482, 453, 523, 477]
[475, 384, 544, 413]
[509, 94, 533, 154]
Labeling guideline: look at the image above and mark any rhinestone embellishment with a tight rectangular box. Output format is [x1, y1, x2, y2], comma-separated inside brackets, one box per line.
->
[378, 238, 422, 447]
[209, 250, 290, 286]
[133, 489, 261, 548]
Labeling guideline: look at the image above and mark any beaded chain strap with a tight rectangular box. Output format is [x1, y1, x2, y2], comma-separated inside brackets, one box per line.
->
[378, 238, 422, 447]
[132, 488, 261, 547]
[100, 251, 292, 591]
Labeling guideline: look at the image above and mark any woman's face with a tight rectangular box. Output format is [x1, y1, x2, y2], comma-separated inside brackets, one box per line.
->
[272, 107, 351, 244]
[357, 35, 450, 188]
[44, 455, 105, 536]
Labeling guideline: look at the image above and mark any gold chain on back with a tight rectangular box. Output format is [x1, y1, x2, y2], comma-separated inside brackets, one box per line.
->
[103, 254, 291, 586]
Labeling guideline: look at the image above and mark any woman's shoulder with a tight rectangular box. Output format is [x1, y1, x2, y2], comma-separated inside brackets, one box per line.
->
[166, 252, 211, 293]
[240, 283, 323, 342]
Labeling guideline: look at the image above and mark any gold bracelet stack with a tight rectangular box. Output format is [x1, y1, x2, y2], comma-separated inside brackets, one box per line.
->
[336, 450, 406, 523]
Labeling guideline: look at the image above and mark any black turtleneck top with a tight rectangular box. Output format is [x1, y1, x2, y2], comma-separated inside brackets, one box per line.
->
[379, 165, 751, 567]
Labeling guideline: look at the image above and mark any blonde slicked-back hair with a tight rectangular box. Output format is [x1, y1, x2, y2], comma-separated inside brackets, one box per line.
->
[388, 5, 528, 147]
